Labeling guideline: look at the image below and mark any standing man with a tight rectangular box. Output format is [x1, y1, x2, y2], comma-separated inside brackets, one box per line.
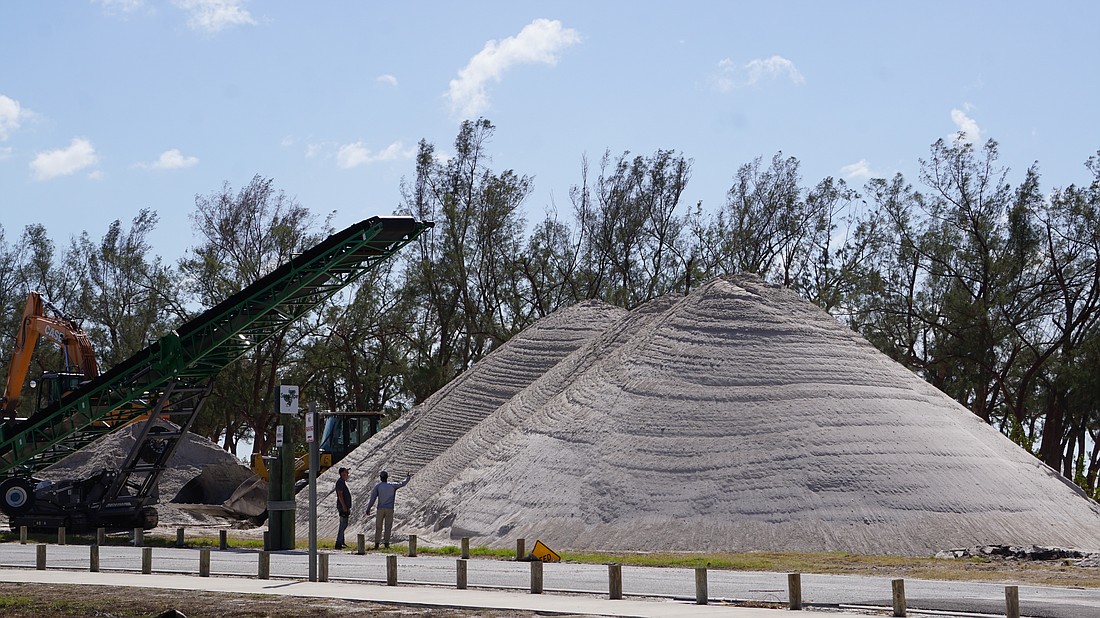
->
[334, 467, 351, 550]
[365, 470, 411, 549]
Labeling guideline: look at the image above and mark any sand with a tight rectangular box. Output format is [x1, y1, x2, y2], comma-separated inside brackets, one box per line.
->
[297, 274, 1100, 556]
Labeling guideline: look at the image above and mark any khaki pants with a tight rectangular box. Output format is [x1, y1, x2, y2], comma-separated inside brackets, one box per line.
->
[374, 508, 394, 547]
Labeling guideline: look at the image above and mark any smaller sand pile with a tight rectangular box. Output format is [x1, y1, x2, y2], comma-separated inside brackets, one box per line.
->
[38, 420, 265, 529]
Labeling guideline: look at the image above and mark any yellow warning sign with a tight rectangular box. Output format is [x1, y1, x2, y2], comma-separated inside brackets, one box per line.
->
[531, 539, 561, 563]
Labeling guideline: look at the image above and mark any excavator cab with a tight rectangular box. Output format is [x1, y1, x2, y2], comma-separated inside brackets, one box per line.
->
[250, 410, 383, 483]
[33, 371, 84, 413]
[318, 411, 383, 463]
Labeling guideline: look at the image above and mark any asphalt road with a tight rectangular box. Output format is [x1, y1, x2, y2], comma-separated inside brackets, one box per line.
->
[1, 543, 1098, 618]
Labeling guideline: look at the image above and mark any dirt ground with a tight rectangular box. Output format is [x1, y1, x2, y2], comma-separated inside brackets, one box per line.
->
[0, 582, 560, 617]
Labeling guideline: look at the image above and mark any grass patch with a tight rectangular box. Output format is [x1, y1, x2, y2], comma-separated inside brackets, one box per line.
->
[407, 545, 1100, 588]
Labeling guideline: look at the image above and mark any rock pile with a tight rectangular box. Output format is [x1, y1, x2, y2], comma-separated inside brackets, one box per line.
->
[300, 274, 1100, 556]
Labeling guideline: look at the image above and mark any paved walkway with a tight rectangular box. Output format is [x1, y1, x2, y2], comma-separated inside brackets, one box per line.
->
[0, 568, 874, 617]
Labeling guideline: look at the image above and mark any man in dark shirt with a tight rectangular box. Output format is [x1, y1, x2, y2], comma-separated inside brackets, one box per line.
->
[334, 467, 351, 549]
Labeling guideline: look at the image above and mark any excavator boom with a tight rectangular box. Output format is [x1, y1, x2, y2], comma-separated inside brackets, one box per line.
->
[1, 292, 99, 417]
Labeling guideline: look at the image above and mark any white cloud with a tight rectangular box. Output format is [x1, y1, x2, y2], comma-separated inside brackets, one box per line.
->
[0, 146, 12, 160]
[0, 94, 27, 140]
[840, 159, 873, 180]
[30, 138, 99, 181]
[714, 55, 804, 92]
[950, 106, 982, 144]
[447, 18, 581, 118]
[138, 148, 199, 170]
[377, 74, 398, 87]
[174, 0, 255, 33]
[336, 141, 415, 169]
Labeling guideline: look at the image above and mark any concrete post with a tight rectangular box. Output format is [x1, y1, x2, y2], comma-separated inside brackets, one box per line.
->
[892, 579, 906, 617]
[1005, 585, 1020, 618]
[89, 544, 99, 572]
[695, 567, 708, 605]
[199, 549, 211, 577]
[456, 558, 468, 589]
[516, 538, 525, 560]
[219, 529, 228, 550]
[608, 563, 623, 600]
[36, 544, 46, 570]
[141, 547, 152, 574]
[408, 534, 417, 557]
[176, 528, 185, 547]
[386, 554, 397, 586]
[357, 533, 366, 555]
[461, 537, 470, 559]
[57, 527, 66, 545]
[530, 560, 543, 594]
[788, 573, 802, 610]
[258, 551, 270, 579]
[318, 553, 329, 582]
[133, 527, 143, 547]
[96, 528, 105, 546]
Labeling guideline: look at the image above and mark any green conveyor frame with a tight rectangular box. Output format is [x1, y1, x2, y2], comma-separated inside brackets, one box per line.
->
[0, 216, 432, 476]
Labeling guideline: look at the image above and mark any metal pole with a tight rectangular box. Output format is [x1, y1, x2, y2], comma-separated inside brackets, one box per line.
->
[308, 402, 318, 582]
[268, 389, 282, 547]
[280, 422, 295, 549]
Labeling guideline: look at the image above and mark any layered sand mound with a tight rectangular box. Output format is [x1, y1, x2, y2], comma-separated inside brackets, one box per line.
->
[300, 275, 1100, 555]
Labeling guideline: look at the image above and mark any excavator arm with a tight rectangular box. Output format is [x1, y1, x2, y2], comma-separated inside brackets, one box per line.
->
[1, 292, 99, 417]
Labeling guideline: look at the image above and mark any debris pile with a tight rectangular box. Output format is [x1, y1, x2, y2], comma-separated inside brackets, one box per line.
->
[935, 545, 1100, 566]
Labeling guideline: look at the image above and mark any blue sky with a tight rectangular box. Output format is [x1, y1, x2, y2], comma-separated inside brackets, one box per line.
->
[2, 1, 1098, 264]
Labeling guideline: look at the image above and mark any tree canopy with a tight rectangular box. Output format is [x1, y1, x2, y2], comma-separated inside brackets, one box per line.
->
[2, 121, 1097, 499]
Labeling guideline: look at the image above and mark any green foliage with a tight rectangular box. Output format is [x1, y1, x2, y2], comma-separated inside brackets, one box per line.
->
[3, 125, 1098, 493]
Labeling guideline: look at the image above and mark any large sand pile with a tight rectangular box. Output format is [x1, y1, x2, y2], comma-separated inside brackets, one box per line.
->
[300, 275, 1100, 556]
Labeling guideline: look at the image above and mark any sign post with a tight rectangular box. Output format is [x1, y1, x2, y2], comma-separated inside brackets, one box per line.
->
[307, 402, 318, 581]
[268, 385, 298, 551]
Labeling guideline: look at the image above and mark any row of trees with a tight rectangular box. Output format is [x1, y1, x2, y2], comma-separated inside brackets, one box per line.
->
[2, 118, 1098, 497]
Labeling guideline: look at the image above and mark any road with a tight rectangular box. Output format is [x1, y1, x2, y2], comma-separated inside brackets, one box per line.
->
[1, 542, 1098, 618]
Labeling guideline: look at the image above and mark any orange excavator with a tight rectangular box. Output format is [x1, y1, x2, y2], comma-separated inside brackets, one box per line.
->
[1, 292, 99, 419]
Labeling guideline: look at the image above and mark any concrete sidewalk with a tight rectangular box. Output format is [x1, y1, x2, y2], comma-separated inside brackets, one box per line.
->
[0, 568, 874, 617]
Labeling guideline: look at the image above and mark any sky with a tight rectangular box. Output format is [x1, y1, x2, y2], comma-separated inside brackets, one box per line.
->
[2, 1, 1099, 265]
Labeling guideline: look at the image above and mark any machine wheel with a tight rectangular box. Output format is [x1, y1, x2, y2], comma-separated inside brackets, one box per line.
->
[0, 477, 35, 516]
